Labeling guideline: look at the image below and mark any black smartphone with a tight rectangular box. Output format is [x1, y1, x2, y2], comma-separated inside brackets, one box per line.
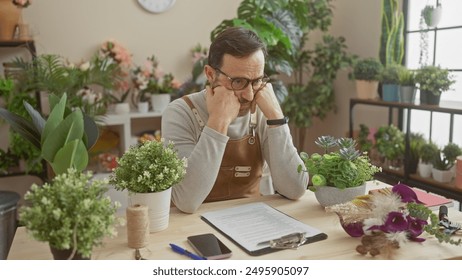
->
[187, 233, 232, 260]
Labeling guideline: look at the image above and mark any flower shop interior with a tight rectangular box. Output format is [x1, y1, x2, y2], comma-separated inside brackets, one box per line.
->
[1, 0, 462, 261]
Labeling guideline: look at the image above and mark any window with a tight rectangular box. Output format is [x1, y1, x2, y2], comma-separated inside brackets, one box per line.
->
[404, 0, 462, 147]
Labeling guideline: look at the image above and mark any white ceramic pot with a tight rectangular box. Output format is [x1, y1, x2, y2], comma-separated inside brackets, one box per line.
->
[128, 188, 172, 232]
[314, 184, 366, 207]
[432, 168, 453, 183]
[418, 162, 433, 178]
[151, 94, 171, 113]
[137, 101, 149, 113]
[114, 102, 130, 114]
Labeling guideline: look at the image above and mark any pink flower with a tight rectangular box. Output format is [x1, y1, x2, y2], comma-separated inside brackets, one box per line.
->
[12, 0, 31, 8]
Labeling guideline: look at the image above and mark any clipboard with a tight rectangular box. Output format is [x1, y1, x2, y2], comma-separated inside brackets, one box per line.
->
[200, 202, 328, 256]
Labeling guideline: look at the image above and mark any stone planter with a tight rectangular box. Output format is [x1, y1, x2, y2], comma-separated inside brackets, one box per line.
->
[314, 184, 366, 207]
[399, 86, 416, 104]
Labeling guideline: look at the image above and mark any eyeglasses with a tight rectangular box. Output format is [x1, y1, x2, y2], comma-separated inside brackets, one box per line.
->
[214, 68, 269, 91]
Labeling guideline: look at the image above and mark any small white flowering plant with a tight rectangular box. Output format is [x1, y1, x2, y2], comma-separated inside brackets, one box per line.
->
[110, 138, 187, 193]
[19, 168, 121, 259]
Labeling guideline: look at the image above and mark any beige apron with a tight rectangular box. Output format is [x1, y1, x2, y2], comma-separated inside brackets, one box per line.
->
[182, 96, 263, 202]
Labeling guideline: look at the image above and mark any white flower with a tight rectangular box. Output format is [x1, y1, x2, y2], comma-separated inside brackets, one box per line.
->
[79, 61, 91, 71]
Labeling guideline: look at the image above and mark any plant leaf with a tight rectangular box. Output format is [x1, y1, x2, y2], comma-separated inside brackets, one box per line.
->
[83, 114, 99, 150]
[42, 93, 67, 144]
[41, 109, 84, 162]
[50, 139, 88, 175]
[0, 108, 41, 149]
[24, 101, 46, 135]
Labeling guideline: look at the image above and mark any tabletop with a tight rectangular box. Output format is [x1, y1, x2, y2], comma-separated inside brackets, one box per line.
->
[7, 181, 462, 260]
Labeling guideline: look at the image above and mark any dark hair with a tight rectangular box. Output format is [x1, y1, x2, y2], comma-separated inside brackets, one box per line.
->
[208, 27, 267, 68]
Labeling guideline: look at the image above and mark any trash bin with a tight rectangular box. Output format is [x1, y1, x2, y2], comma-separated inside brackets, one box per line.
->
[0, 191, 20, 259]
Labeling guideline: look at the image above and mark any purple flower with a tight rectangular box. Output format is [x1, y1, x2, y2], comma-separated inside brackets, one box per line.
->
[391, 183, 423, 204]
[368, 211, 409, 233]
[407, 215, 427, 242]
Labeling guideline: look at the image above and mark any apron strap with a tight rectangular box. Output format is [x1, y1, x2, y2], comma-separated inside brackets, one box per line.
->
[182, 95, 205, 130]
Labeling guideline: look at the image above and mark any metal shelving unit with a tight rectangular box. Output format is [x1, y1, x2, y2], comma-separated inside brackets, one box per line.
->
[349, 98, 462, 205]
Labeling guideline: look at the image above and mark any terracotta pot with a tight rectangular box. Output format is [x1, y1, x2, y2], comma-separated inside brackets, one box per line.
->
[0, 0, 21, 40]
[355, 80, 378, 99]
[455, 156, 462, 189]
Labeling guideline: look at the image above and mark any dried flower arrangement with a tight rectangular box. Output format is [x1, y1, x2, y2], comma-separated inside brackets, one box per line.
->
[326, 183, 461, 258]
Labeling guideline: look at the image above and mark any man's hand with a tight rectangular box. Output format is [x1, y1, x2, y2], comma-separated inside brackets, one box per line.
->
[205, 85, 240, 134]
[251, 83, 284, 120]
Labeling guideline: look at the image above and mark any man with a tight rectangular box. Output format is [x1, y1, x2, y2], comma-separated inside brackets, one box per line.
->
[162, 27, 308, 213]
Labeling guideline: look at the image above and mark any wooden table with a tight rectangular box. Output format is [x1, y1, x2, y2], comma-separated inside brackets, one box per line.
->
[8, 181, 462, 260]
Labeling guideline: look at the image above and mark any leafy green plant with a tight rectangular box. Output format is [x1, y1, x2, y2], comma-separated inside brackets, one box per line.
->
[419, 142, 439, 164]
[9, 54, 123, 116]
[352, 58, 383, 81]
[433, 143, 462, 171]
[380, 64, 404, 84]
[415, 65, 455, 96]
[210, 0, 340, 103]
[408, 132, 426, 173]
[19, 168, 121, 259]
[398, 67, 416, 86]
[282, 35, 354, 151]
[0, 93, 99, 176]
[442, 142, 462, 166]
[374, 124, 405, 162]
[110, 139, 187, 193]
[298, 136, 381, 190]
[0, 77, 42, 174]
[0, 148, 18, 175]
[357, 124, 373, 153]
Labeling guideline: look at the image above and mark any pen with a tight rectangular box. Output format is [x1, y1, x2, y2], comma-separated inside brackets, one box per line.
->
[169, 243, 207, 260]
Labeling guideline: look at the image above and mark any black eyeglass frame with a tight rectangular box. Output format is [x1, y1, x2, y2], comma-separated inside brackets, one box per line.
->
[214, 68, 270, 91]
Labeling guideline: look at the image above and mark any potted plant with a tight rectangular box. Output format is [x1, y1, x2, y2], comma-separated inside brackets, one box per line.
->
[131, 55, 181, 113]
[299, 136, 381, 207]
[415, 65, 455, 105]
[422, 4, 443, 27]
[432, 143, 462, 183]
[398, 67, 417, 103]
[407, 132, 426, 174]
[110, 139, 187, 232]
[374, 124, 405, 170]
[19, 168, 121, 259]
[418, 141, 438, 178]
[380, 64, 404, 102]
[351, 57, 383, 99]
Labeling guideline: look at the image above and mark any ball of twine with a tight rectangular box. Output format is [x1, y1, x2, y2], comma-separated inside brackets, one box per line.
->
[126, 204, 149, 249]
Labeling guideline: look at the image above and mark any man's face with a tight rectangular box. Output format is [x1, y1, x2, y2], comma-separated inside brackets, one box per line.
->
[210, 50, 266, 116]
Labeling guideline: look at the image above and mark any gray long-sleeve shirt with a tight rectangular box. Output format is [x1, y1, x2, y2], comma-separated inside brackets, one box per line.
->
[161, 90, 308, 213]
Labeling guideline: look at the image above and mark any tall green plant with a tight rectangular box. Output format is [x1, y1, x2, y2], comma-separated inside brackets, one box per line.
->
[379, 0, 404, 66]
[210, 0, 333, 102]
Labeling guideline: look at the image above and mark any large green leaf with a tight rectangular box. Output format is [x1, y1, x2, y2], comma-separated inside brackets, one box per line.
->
[50, 139, 88, 175]
[24, 101, 46, 135]
[83, 114, 99, 150]
[0, 108, 41, 149]
[41, 109, 84, 162]
[42, 93, 67, 144]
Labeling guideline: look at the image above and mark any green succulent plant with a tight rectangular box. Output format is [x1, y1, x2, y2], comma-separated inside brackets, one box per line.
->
[298, 136, 381, 190]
